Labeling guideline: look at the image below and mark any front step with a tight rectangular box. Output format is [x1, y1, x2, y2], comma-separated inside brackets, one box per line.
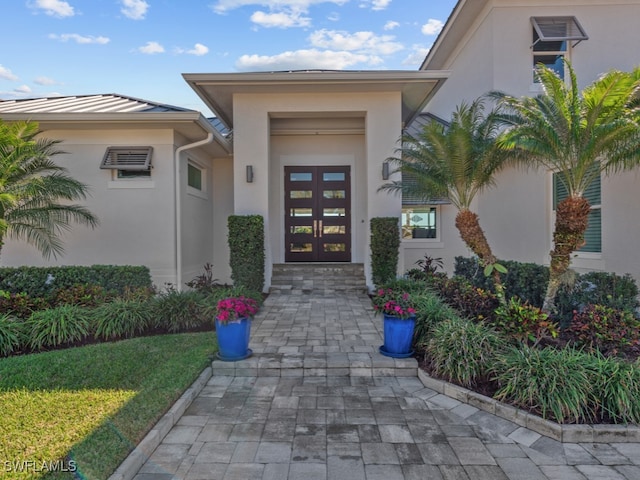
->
[212, 352, 418, 377]
[270, 263, 366, 294]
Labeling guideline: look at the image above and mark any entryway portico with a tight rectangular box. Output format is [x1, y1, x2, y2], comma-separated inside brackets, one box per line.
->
[183, 70, 448, 291]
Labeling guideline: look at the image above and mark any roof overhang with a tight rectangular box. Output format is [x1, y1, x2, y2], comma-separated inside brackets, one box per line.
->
[0, 111, 232, 156]
[421, 0, 489, 71]
[183, 70, 450, 131]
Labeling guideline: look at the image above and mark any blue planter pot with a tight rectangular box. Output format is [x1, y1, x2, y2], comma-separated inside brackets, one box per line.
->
[379, 313, 416, 358]
[214, 316, 252, 361]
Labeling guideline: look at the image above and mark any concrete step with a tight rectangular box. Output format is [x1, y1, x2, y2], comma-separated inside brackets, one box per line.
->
[270, 263, 367, 294]
[211, 352, 418, 378]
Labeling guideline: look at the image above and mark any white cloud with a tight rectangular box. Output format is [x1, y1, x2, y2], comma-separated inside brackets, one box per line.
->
[383, 20, 399, 31]
[235, 49, 378, 71]
[120, 0, 149, 20]
[327, 11, 339, 21]
[421, 18, 444, 36]
[34, 76, 60, 85]
[49, 33, 110, 44]
[30, 0, 75, 18]
[14, 85, 32, 94]
[211, 0, 347, 14]
[250, 10, 311, 28]
[358, 0, 390, 10]
[187, 43, 209, 56]
[138, 41, 164, 54]
[402, 44, 430, 66]
[0, 65, 19, 81]
[309, 29, 402, 55]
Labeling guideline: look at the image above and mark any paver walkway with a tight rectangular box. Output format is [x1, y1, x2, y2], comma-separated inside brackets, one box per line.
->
[133, 292, 640, 480]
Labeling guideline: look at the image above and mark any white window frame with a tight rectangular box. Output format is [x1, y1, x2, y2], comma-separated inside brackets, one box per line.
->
[186, 159, 207, 199]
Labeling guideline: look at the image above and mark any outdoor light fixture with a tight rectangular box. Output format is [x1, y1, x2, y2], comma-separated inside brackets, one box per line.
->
[382, 161, 390, 180]
[246, 165, 254, 183]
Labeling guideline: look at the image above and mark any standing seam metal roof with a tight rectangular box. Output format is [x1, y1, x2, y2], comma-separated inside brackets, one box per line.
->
[0, 94, 195, 114]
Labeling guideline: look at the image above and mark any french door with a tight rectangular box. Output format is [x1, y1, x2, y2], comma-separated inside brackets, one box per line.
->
[284, 166, 351, 262]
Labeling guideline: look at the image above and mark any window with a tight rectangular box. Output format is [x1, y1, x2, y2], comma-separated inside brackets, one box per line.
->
[101, 146, 152, 171]
[187, 163, 202, 190]
[531, 17, 588, 82]
[186, 160, 207, 198]
[402, 206, 438, 240]
[553, 172, 601, 253]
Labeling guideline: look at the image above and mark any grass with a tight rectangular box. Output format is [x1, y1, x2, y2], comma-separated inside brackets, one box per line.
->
[0, 332, 216, 479]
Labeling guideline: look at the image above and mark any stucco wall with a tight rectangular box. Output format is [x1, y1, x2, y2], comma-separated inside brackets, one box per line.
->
[0, 129, 222, 287]
[232, 91, 402, 289]
[416, 0, 640, 283]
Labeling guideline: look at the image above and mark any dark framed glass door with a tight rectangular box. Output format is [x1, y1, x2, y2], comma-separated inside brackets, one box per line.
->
[284, 166, 351, 262]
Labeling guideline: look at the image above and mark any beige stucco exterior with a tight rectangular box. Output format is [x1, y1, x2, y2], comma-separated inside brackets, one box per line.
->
[2, 0, 638, 290]
[412, 0, 640, 283]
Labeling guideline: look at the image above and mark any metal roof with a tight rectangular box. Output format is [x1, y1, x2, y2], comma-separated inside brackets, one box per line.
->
[0, 94, 194, 114]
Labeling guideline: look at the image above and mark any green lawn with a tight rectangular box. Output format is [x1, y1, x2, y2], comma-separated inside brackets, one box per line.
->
[0, 332, 216, 479]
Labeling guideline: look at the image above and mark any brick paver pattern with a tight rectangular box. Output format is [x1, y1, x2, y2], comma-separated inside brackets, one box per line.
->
[134, 292, 640, 480]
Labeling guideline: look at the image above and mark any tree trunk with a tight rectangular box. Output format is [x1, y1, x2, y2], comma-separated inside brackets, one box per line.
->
[542, 196, 591, 313]
[455, 209, 505, 303]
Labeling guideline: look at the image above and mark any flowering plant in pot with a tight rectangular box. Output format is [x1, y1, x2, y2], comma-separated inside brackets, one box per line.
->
[214, 296, 259, 361]
[371, 288, 417, 358]
[372, 288, 417, 319]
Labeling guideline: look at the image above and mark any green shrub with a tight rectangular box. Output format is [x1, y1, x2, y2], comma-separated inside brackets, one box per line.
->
[228, 215, 265, 292]
[425, 317, 506, 388]
[584, 354, 640, 424]
[492, 297, 559, 346]
[152, 289, 209, 332]
[565, 304, 640, 356]
[0, 292, 49, 319]
[437, 276, 499, 322]
[556, 271, 640, 326]
[93, 300, 153, 340]
[491, 346, 593, 424]
[0, 314, 23, 356]
[25, 305, 93, 351]
[412, 291, 463, 348]
[370, 217, 400, 286]
[454, 256, 549, 307]
[52, 284, 112, 307]
[0, 265, 152, 298]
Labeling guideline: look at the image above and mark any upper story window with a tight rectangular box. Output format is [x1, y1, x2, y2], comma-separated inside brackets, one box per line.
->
[531, 16, 588, 82]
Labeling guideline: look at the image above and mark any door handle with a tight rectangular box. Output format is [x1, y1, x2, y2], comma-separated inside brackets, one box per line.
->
[319, 220, 323, 238]
[313, 220, 318, 238]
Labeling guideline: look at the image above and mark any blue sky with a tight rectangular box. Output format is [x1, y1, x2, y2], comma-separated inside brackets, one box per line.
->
[0, 0, 457, 115]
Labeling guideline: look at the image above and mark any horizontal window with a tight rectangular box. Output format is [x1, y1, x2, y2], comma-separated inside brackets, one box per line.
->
[402, 206, 438, 240]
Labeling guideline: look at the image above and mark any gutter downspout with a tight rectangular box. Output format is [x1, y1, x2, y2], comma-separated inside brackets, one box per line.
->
[174, 133, 214, 291]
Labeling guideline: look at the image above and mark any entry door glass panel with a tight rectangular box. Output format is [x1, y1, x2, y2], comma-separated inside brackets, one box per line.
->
[285, 166, 351, 262]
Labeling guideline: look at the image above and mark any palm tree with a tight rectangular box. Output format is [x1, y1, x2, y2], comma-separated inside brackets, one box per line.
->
[380, 98, 510, 302]
[0, 119, 98, 259]
[494, 61, 640, 313]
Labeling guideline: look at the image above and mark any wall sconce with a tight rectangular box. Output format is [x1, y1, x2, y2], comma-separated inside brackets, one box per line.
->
[246, 165, 254, 183]
[382, 161, 390, 180]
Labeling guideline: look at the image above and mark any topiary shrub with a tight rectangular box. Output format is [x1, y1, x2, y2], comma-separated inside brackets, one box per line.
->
[370, 217, 400, 286]
[228, 215, 265, 292]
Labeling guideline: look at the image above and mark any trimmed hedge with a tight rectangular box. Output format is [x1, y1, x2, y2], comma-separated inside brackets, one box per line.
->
[0, 265, 152, 298]
[228, 215, 265, 292]
[370, 217, 400, 286]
